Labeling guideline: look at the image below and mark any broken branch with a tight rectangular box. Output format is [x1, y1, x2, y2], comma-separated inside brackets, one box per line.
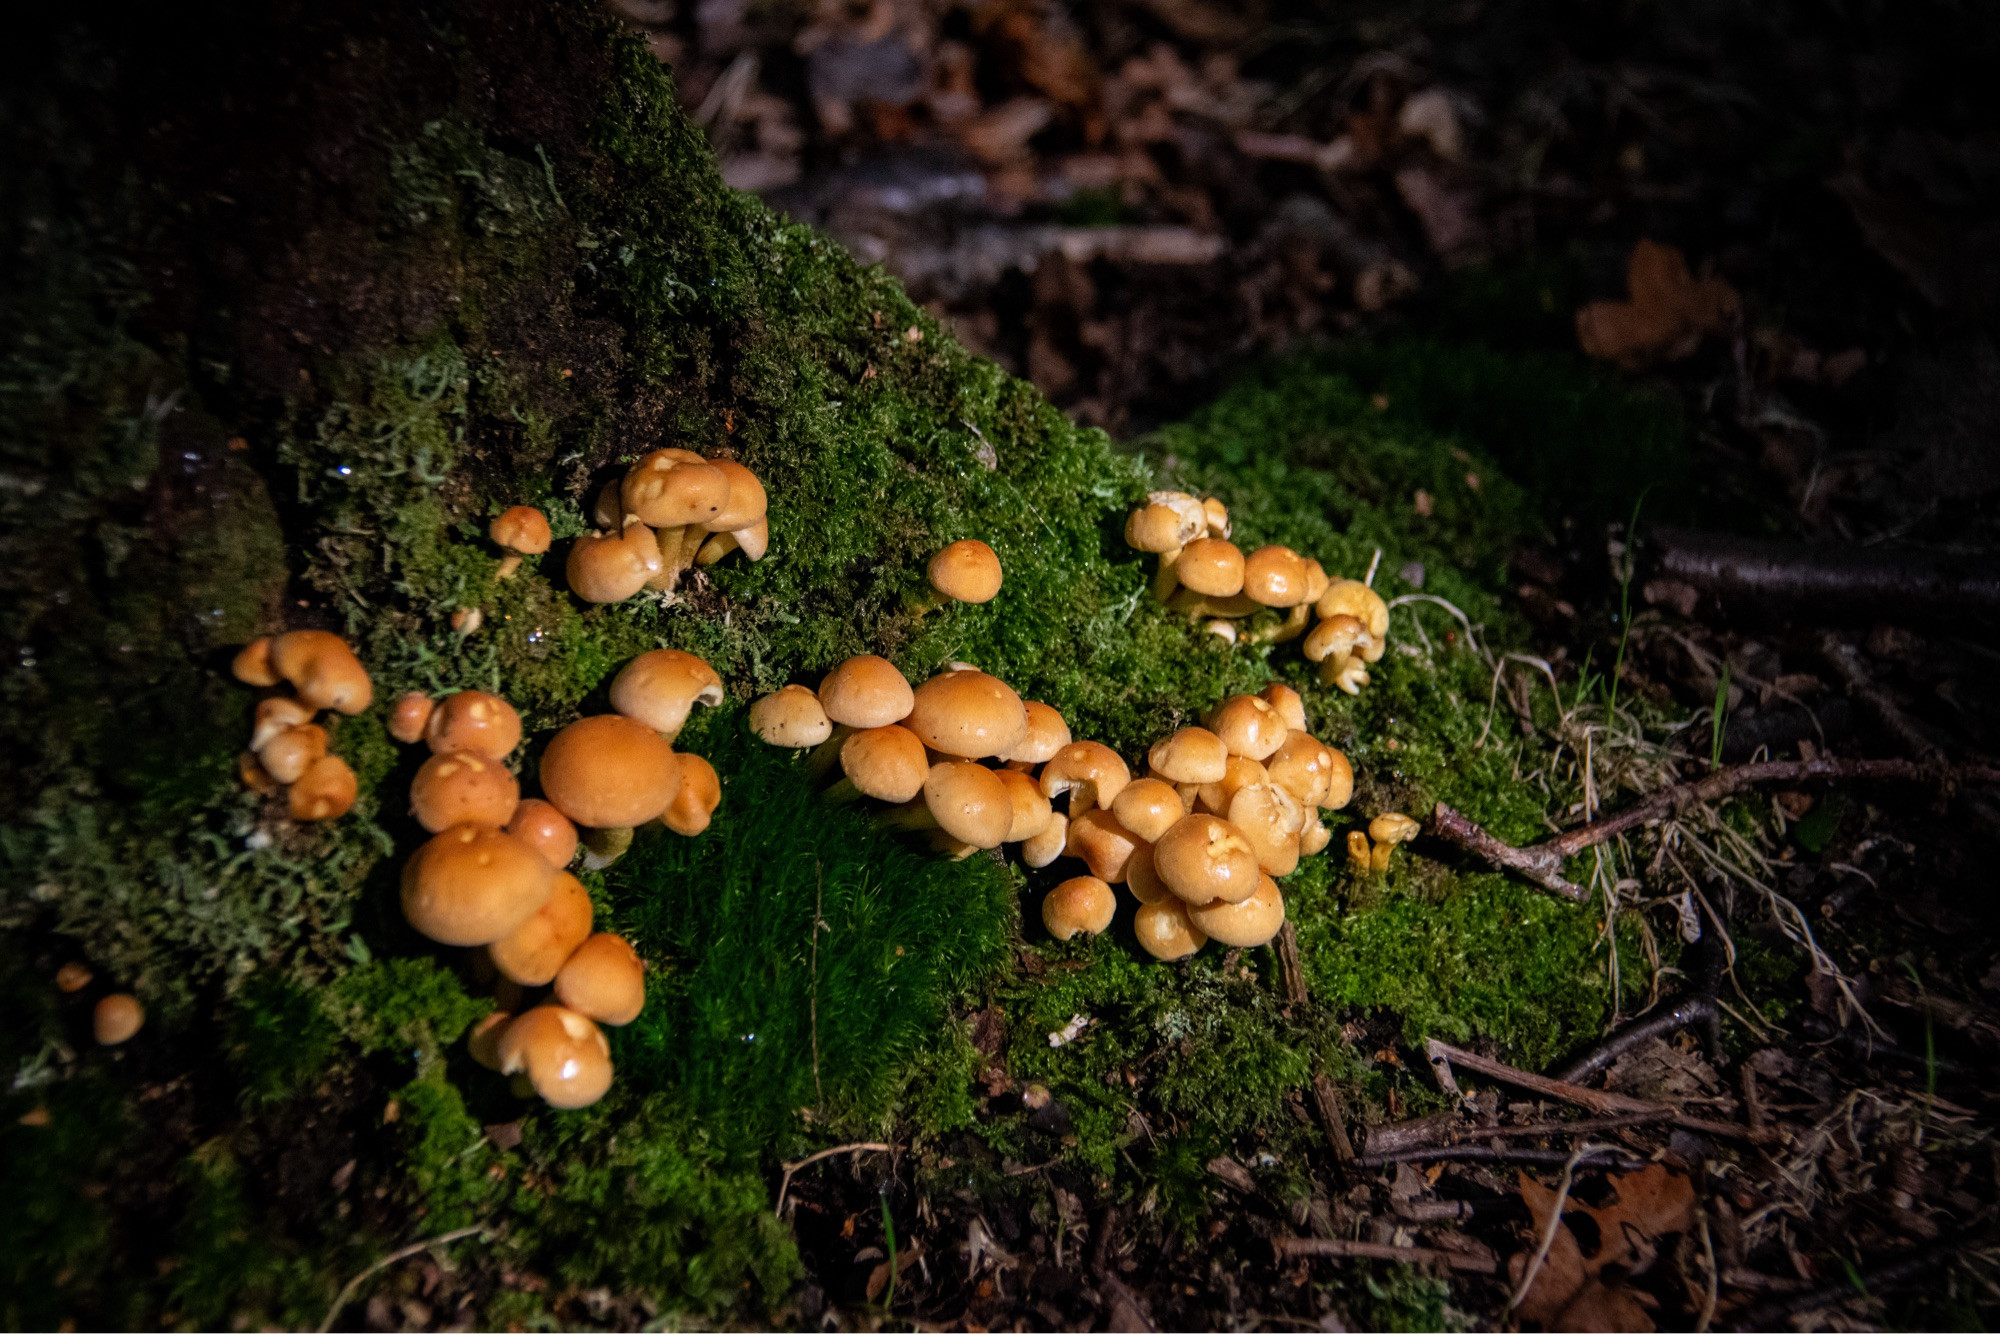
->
[1424, 1040, 1773, 1143]
[1272, 1235, 1498, 1274]
[1547, 994, 1718, 1085]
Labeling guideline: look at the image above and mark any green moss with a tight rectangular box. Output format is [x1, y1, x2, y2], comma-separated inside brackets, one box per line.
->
[326, 957, 490, 1059]
[162, 1143, 328, 1331]
[227, 974, 342, 1106]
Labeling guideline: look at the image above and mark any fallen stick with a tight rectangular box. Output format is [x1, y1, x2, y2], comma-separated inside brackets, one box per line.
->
[775, 1141, 893, 1215]
[1272, 1235, 1498, 1274]
[1725, 1242, 1960, 1331]
[1431, 757, 2000, 902]
[1425, 1040, 1774, 1143]
[1310, 1072, 1357, 1165]
[1644, 525, 2000, 620]
[1356, 1144, 1647, 1171]
[1547, 994, 1718, 1085]
[1365, 1112, 1670, 1157]
[1818, 632, 1947, 766]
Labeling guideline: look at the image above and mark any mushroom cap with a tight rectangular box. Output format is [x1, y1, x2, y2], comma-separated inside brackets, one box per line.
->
[1021, 810, 1069, 869]
[554, 932, 647, 1026]
[251, 695, 315, 751]
[1147, 727, 1228, 785]
[239, 749, 279, 796]
[1124, 502, 1201, 553]
[490, 505, 552, 554]
[1203, 496, 1230, 538]
[1241, 546, 1312, 608]
[231, 637, 279, 687]
[731, 517, 771, 561]
[1304, 613, 1364, 664]
[93, 993, 146, 1045]
[389, 692, 436, 745]
[258, 722, 328, 785]
[411, 751, 521, 833]
[1111, 777, 1185, 844]
[923, 761, 1013, 848]
[621, 450, 729, 528]
[1196, 755, 1270, 818]
[1124, 841, 1170, 903]
[1189, 872, 1285, 948]
[610, 649, 723, 740]
[1042, 876, 1116, 941]
[402, 824, 556, 946]
[1066, 807, 1143, 882]
[1369, 812, 1421, 845]
[1322, 747, 1354, 811]
[1301, 816, 1332, 856]
[839, 724, 929, 802]
[1265, 733, 1335, 808]
[750, 685, 833, 748]
[567, 520, 665, 603]
[426, 690, 524, 761]
[467, 1011, 513, 1071]
[927, 539, 1004, 603]
[489, 871, 594, 986]
[1003, 701, 1071, 765]
[1038, 740, 1131, 812]
[662, 753, 722, 836]
[539, 715, 683, 829]
[1302, 558, 1330, 606]
[1204, 694, 1289, 760]
[705, 458, 768, 531]
[1134, 898, 1207, 961]
[993, 767, 1054, 841]
[1258, 683, 1307, 732]
[1152, 814, 1261, 906]
[906, 670, 1027, 759]
[496, 1005, 614, 1109]
[289, 755, 358, 821]
[1227, 782, 1305, 877]
[1177, 538, 1245, 597]
[1316, 579, 1390, 643]
[505, 798, 579, 870]
[817, 654, 915, 729]
[56, 962, 93, 993]
[270, 630, 374, 714]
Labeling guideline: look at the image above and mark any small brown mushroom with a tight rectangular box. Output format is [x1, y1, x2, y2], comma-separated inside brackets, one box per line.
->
[993, 767, 1054, 842]
[1264, 733, 1334, 809]
[388, 691, 435, 745]
[1241, 546, 1315, 643]
[1300, 815, 1332, 856]
[1038, 740, 1131, 813]
[906, 670, 1027, 760]
[1317, 579, 1390, 661]
[918, 761, 1012, 849]
[505, 799, 579, 870]
[1176, 538, 1245, 598]
[1195, 754, 1270, 817]
[490, 505, 552, 555]
[1188, 872, 1285, 948]
[538, 715, 683, 830]
[817, 655, 915, 729]
[251, 695, 315, 751]
[1042, 876, 1116, 941]
[703, 459, 767, 534]
[1021, 810, 1069, 869]
[289, 754, 358, 821]
[425, 690, 523, 761]
[567, 518, 665, 603]
[257, 722, 328, 785]
[1204, 694, 1289, 761]
[55, 962, 93, 993]
[750, 685, 833, 748]
[411, 751, 521, 833]
[1227, 782, 1305, 877]
[662, 753, 721, 836]
[1152, 813, 1260, 906]
[925, 539, 1005, 606]
[1110, 777, 1185, 844]
[1124, 841, 1169, 903]
[1322, 747, 1354, 811]
[239, 748, 280, 796]
[1367, 812, 1421, 872]
[1003, 701, 1072, 768]
[93, 993, 145, 1046]
[269, 630, 373, 715]
[489, 871, 594, 986]
[554, 932, 646, 1026]
[1258, 683, 1307, 732]
[830, 724, 929, 803]
[1202, 496, 1230, 539]
[1346, 830, 1373, 871]
[401, 823, 556, 946]
[1133, 898, 1207, 961]
[1066, 807, 1143, 882]
[1125, 493, 1206, 600]
[496, 1005, 613, 1109]
[609, 649, 723, 743]
[231, 637, 279, 687]
[1146, 726, 1228, 787]
[621, 449, 729, 529]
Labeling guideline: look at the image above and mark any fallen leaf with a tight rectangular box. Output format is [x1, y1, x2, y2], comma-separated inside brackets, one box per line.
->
[1512, 1164, 1695, 1327]
[1554, 1279, 1656, 1332]
[1576, 239, 1740, 369]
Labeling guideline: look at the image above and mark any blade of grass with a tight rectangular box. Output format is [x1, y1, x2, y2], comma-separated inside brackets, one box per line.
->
[1607, 491, 1647, 718]
[880, 1191, 898, 1312]
[1709, 662, 1732, 771]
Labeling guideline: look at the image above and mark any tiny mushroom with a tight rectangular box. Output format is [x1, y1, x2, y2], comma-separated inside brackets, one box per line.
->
[269, 630, 373, 714]
[56, 962, 93, 993]
[662, 753, 722, 836]
[496, 1005, 614, 1109]
[1038, 740, 1131, 814]
[554, 932, 647, 1026]
[257, 722, 328, 785]
[1133, 898, 1207, 961]
[1203, 496, 1230, 538]
[694, 459, 770, 567]
[538, 715, 683, 830]
[389, 692, 436, 745]
[817, 654, 915, 729]
[401, 823, 557, 946]
[1317, 579, 1391, 662]
[1347, 829, 1373, 871]
[833, 724, 929, 803]
[625, 450, 732, 592]
[993, 767, 1054, 842]
[505, 798, 579, 870]
[1002, 701, 1071, 768]
[490, 505, 552, 555]
[231, 637, 279, 688]
[1188, 872, 1286, 948]
[426, 690, 523, 761]
[93, 993, 145, 1046]
[750, 685, 833, 748]
[1042, 875, 1116, 941]
[1124, 841, 1170, 903]
[1195, 755, 1270, 818]
[1066, 807, 1143, 882]
[1204, 694, 1290, 761]
[609, 649, 723, 742]
[1367, 812, 1421, 872]
[1240, 545, 1317, 644]
[925, 539, 1004, 605]
[289, 755, 358, 821]
[410, 751, 520, 832]
[1125, 491, 1206, 600]
[1020, 810, 1069, 869]
[905, 669, 1027, 760]
[567, 518, 665, 603]
[489, 871, 595, 986]
[1152, 813, 1260, 906]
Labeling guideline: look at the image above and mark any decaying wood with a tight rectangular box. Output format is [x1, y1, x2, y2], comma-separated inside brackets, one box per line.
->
[1310, 1073, 1357, 1164]
[1548, 994, 1718, 1085]
[1425, 1040, 1773, 1143]
[1274, 920, 1309, 1005]
[1356, 1143, 1647, 1171]
[1644, 525, 2000, 621]
[1365, 1111, 1671, 1158]
[1273, 1235, 1499, 1274]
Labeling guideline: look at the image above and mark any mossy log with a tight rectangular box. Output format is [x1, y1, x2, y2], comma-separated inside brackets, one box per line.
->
[0, 1, 1665, 1325]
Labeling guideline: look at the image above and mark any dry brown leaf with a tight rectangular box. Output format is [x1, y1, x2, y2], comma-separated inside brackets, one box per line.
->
[1577, 239, 1740, 369]
[1508, 1220, 1589, 1324]
[1553, 1279, 1657, 1332]
[1512, 1164, 1695, 1328]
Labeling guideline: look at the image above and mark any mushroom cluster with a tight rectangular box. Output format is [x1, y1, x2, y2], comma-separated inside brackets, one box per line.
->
[569, 451, 770, 603]
[1347, 811, 1420, 873]
[385, 649, 726, 1111]
[1124, 491, 1392, 692]
[230, 630, 367, 821]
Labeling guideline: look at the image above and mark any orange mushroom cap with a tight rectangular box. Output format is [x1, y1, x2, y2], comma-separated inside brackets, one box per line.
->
[622, 450, 729, 529]
[400, 823, 555, 946]
[289, 754, 358, 821]
[489, 871, 594, 986]
[554, 932, 647, 1026]
[662, 753, 722, 836]
[505, 798, 580, 870]
[840, 724, 929, 803]
[567, 519, 665, 603]
[425, 691, 523, 761]
[269, 630, 373, 714]
[922, 761, 1013, 848]
[490, 505, 552, 554]
[1042, 876, 1115, 941]
[496, 1005, 613, 1109]
[927, 539, 1003, 604]
[1204, 694, 1290, 761]
[538, 715, 682, 829]
[389, 691, 436, 745]
[906, 670, 1027, 759]
[1152, 813, 1261, 906]
[1038, 740, 1132, 812]
[1133, 898, 1207, 960]
[704, 459, 768, 531]
[818, 654, 916, 729]
[610, 649, 723, 741]
[410, 751, 521, 833]
[1188, 872, 1285, 948]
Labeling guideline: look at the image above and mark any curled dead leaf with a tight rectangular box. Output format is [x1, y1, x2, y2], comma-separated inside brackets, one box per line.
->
[1577, 239, 1740, 369]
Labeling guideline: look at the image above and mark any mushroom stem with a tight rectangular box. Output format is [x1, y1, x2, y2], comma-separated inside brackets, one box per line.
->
[877, 799, 940, 833]
[1150, 546, 1185, 601]
[926, 831, 979, 859]
[822, 776, 866, 805]
[578, 825, 635, 870]
[1243, 604, 1312, 645]
[805, 725, 852, 783]
[646, 524, 701, 593]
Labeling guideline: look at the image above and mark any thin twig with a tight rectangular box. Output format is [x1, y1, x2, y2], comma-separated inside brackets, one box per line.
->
[1695, 1208, 1720, 1333]
[1273, 1235, 1497, 1274]
[1274, 920, 1308, 1006]
[1426, 1040, 1772, 1142]
[1310, 1072, 1357, 1165]
[318, 1226, 488, 1333]
[775, 1142, 892, 1216]
[1818, 632, 1946, 766]
[1356, 1144, 1645, 1171]
[1547, 994, 1718, 1085]
[809, 859, 825, 1111]
[1365, 1111, 1670, 1156]
[1508, 1142, 1601, 1311]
